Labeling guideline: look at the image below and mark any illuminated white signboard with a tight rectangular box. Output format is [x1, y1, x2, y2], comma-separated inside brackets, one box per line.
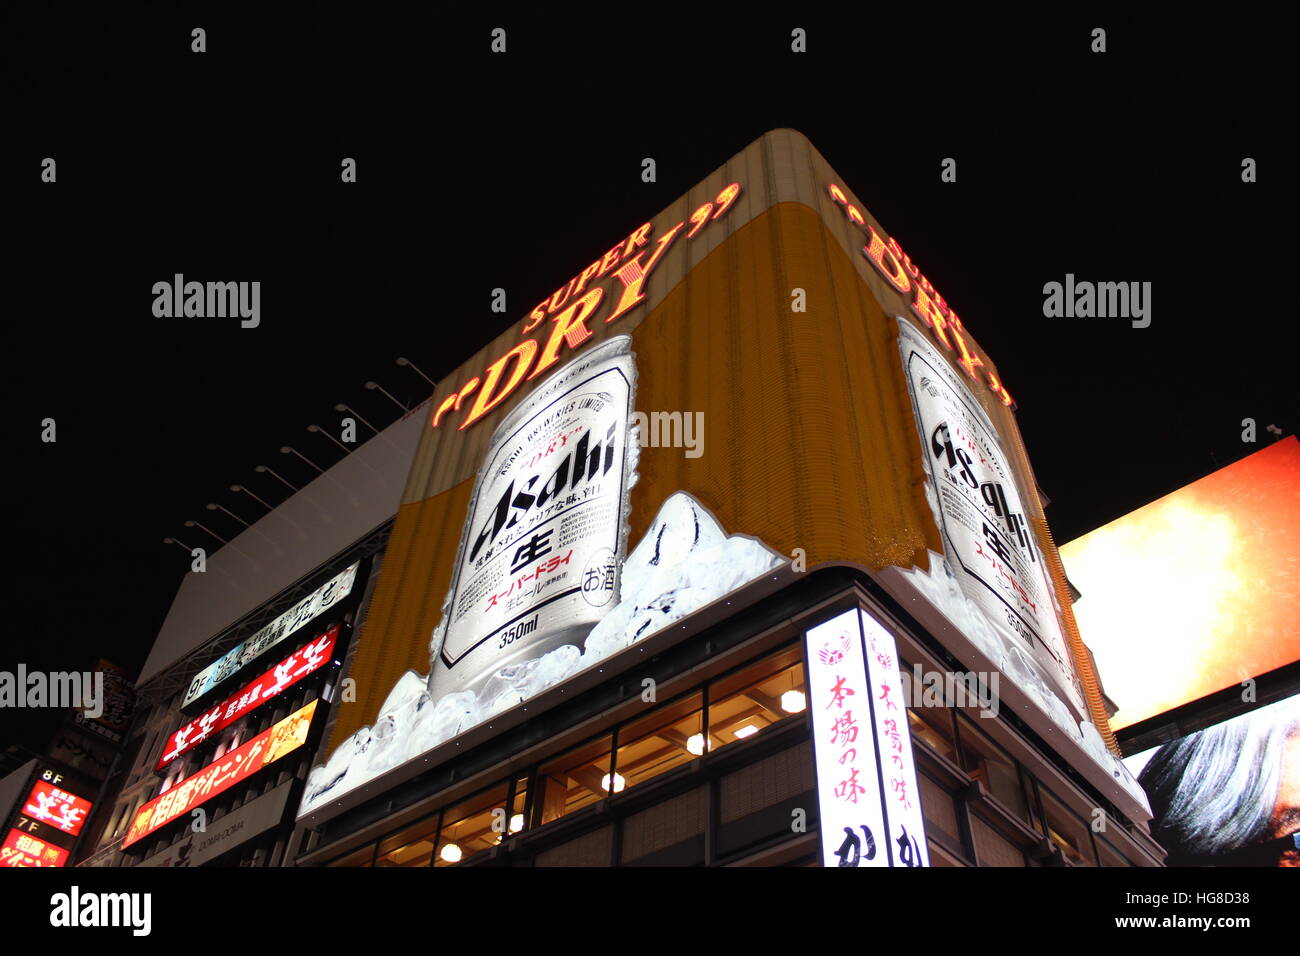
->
[183, 563, 357, 707]
[806, 608, 928, 867]
[898, 318, 1083, 713]
[430, 336, 636, 700]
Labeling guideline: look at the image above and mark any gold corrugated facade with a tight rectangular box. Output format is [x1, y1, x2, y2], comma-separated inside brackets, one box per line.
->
[326, 129, 1116, 757]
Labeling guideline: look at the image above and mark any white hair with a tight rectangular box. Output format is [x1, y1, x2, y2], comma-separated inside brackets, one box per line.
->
[1138, 696, 1300, 861]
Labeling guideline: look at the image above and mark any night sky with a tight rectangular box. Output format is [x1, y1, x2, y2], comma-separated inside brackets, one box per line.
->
[3, 8, 1291, 757]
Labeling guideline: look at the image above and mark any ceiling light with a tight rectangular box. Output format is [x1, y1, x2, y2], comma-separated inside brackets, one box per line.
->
[781, 690, 807, 713]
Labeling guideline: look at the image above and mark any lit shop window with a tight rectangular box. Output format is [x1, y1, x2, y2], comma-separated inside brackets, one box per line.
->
[537, 735, 614, 826]
[375, 814, 439, 867]
[956, 715, 1033, 826]
[613, 692, 703, 792]
[434, 784, 512, 867]
[507, 775, 528, 839]
[707, 645, 807, 751]
[1039, 789, 1098, 866]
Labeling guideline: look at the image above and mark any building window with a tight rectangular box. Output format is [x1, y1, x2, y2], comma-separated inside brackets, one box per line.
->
[536, 734, 613, 826]
[620, 786, 708, 865]
[956, 715, 1032, 826]
[707, 644, 806, 752]
[970, 813, 1027, 867]
[534, 826, 612, 867]
[1039, 788, 1098, 866]
[435, 784, 511, 866]
[907, 706, 957, 762]
[613, 692, 702, 791]
[717, 740, 815, 859]
[1095, 837, 1129, 868]
[506, 774, 528, 838]
[917, 772, 962, 846]
[328, 843, 377, 867]
[375, 814, 439, 867]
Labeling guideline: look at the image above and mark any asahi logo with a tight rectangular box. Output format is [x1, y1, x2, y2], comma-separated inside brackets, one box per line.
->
[469, 420, 620, 565]
[434, 335, 636, 687]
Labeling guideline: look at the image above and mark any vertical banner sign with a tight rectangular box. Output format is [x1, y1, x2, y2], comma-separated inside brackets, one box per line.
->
[897, 318, 1084, 712]
[859, 609, 929, 867]
[431, 336, 637, 698]
[806, 609, 928, 867]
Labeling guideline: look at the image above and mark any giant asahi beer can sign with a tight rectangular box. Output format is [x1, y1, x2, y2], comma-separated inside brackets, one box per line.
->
[897, 318, 1085, 713]
[430, 335, 637, 699]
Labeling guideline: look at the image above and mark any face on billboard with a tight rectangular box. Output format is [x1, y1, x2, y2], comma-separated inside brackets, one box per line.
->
[1062, 437, 1300, 730]
[1128, 692, 1300, 866]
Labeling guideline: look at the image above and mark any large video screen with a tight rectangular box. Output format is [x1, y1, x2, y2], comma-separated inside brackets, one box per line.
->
[1061, 437, 1300, 730]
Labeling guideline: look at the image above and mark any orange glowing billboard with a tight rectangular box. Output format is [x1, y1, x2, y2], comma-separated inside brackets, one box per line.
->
[1061, 437, 1300, 731]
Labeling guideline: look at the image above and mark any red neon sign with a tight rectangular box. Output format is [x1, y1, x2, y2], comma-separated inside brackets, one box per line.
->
[433, 183, 743, 432]
[1, 829, 70, 867]
[157, 625, 339, 771]
[124, 699, 318, 849]
[22, 781, 93, 836]
[827, 183, 1016, 410]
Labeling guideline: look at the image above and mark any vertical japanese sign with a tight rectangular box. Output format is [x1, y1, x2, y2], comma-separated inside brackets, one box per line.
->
[859, 609, 929, 867]
[431, 335, 636, 698]
[898, 318, 1084, 713]
[806, 608, 928, 867]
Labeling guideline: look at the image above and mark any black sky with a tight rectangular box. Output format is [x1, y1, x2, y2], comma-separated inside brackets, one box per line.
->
[3, 8, 1293, 755]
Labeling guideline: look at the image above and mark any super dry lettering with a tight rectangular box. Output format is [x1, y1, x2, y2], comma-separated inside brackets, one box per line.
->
[433, 183, 742, 432]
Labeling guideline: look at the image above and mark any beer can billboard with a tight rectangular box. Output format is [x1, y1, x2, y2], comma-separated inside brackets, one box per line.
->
[300, 129, 1140, 824]
[430, 335, 637, 701]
